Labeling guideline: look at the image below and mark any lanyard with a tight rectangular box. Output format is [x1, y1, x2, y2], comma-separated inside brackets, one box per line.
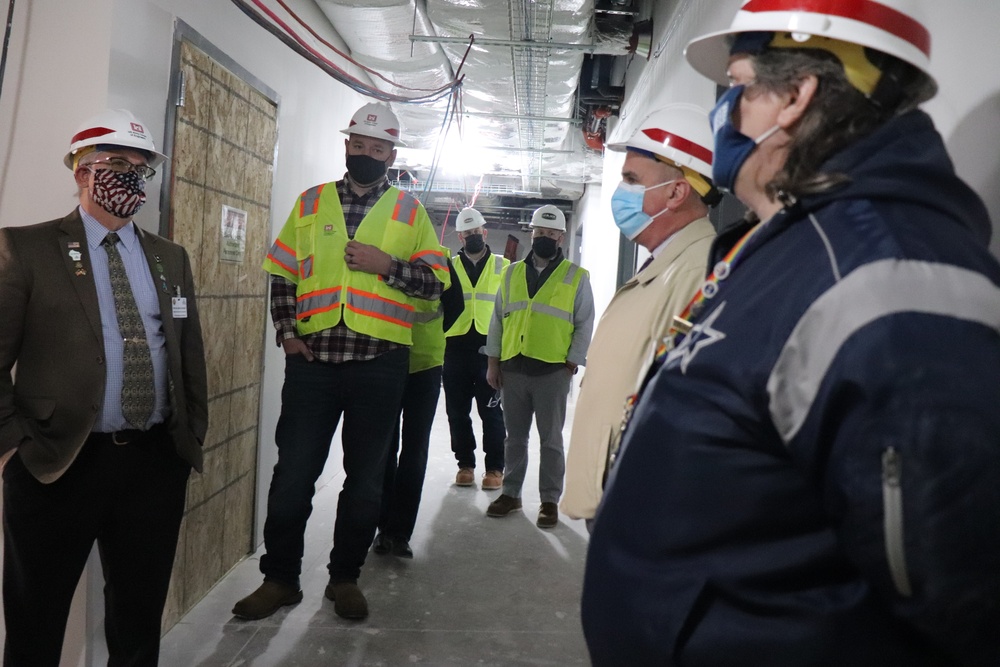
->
[608, 221, 767, 472]
[657, 220, 766, 363]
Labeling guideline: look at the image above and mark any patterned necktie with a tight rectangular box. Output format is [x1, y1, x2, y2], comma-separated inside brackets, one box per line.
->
[103, 232, 155, 428]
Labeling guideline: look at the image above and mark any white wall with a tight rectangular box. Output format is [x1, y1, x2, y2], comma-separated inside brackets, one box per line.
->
[0, 0, 371, 661]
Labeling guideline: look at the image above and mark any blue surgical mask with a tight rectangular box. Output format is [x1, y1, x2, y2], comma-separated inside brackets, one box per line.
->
[709, 85, 781, 193]
[610, 179, 678, 240]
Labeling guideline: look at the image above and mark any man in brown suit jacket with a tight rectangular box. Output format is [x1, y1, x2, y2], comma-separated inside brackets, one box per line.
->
[0, 109, 208, 666]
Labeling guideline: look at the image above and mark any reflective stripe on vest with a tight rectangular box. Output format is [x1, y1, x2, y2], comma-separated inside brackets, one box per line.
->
[300, 184, 325, 218]
[499, 259, 581, 363]
[300, 255, 314, 279]
[296, 286, 342, 320]
[266, 238, 298, 278]
[412, 247, 448, 272]
[447, 253, 506, 337]
[393, 191, 419, 226]
[345, 287, 415, 328]
[413, 309, 443, 324]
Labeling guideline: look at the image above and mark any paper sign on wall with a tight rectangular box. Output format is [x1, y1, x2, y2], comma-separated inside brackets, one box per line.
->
[220, 205, 248, 264]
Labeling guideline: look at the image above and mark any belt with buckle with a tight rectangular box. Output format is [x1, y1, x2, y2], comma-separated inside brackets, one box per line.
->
[91, 423, 164, 446]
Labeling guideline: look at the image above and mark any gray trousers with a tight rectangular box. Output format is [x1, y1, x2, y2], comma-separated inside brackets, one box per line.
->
[500, 368, 572, 504]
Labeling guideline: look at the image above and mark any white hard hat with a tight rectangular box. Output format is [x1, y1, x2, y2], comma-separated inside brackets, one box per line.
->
[607, 104, 713, 180]
[685, 0, 936, 103]
[341, 102, 405, 147]
[64, 109, 167, 169]
[455, 207, 486, 232]
[530, 205, 566, 232]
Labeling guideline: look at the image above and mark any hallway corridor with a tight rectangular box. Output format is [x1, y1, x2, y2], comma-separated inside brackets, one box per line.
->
[159, 391, 591, 666]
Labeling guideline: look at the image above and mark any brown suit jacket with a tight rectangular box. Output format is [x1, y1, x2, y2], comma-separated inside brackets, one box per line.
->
[0, 209, 208, 482]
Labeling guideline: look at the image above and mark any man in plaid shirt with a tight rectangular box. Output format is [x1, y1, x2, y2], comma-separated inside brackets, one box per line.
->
[234, 103, 448, 621]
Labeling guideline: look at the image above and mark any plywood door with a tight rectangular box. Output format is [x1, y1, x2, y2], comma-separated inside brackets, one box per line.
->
[161, 40, 277, 630]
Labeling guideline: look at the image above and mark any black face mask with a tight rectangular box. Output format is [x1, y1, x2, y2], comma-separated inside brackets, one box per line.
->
[532, 236, 558, 259]
[463, 233, 485, 254]
[346, 154, 389, 185]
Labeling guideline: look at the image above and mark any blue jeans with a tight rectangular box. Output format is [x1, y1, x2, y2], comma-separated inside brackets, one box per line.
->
[442, 345, 505, 471]
[260, 348, 408, 586]
[378, 365, 442, 541]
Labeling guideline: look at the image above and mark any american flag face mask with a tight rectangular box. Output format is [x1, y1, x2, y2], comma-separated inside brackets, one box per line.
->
[90, 168, 147, 219]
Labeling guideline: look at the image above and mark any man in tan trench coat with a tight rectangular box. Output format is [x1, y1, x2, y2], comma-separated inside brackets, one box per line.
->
[562, 104, 720, 526]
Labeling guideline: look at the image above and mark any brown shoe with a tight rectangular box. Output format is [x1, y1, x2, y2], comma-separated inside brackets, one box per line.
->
[324, 580, 369, 620]
[537, 502, 558, 529]
[455, 467, 475, 486]
[482, 470, 503, 490]
[486, 493, 522, 518]
[232, 581, 303, 620]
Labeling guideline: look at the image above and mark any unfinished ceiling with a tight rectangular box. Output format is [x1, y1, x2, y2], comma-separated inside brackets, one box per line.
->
[312, 0, 649, 226]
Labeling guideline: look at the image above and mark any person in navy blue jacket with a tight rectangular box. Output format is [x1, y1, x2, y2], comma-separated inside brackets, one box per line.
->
[583, 2, 1000, 665]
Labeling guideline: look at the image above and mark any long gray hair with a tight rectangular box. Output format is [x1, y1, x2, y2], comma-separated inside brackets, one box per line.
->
[750, 47, 933, 204]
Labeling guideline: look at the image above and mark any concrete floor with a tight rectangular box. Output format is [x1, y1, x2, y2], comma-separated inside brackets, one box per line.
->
[159, 390, 591, 666]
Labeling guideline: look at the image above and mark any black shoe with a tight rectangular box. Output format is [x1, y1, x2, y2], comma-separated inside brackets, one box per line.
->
[372, 532, 393, 555]
[392, 539, 413, 559]
[537, 502, 558, 529]
[487, 494, 523, 518]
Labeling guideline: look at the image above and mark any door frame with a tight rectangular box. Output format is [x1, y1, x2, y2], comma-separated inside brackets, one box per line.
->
[158, 19, 280, 239]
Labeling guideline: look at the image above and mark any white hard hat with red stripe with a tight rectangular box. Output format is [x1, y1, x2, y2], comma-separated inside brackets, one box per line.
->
[341, 102, 406, 147]
[607, 104, 714, 180]
[685, 0, 936, 102]
[64, 109, 167, 169]
[455, 207, 487, 232]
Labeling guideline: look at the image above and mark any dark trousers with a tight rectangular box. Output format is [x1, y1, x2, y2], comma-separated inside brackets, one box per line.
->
[2, 426, 190, 667]
[442, 345, 505, 471]
[260, 348, 408, 586]
[378, 366, 443, 541]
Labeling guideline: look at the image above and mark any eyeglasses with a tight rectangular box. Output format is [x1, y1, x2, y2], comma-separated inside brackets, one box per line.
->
[487, 390, 502, 408]
[83, 157, 156, 181]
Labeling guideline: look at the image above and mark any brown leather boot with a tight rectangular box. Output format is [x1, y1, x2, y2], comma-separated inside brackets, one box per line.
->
[232, 580, 303, 620]
[325, 580, 369, 620]
[481, 470, 503, 490]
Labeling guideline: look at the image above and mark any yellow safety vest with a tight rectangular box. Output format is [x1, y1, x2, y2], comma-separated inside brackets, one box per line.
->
[409, 244, 449, 372]
[498, 259, 586, 363]
[262, 183, 449, 345]
[409, 299, 445, 373]
[446, 252, 508, 337]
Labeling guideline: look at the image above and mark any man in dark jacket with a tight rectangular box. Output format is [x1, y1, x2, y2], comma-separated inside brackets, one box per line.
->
[583, 2, 1000, 666]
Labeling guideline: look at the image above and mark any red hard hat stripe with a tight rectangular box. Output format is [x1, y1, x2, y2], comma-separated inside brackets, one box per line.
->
[742, 0, 930, 56]
[70, 126, 116, 144]
[641, 129, 713, 165]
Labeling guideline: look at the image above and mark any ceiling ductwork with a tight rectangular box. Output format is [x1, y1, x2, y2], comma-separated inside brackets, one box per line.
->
[312, 0, 648, 219]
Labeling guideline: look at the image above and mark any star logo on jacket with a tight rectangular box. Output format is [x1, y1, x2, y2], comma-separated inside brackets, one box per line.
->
[665, 302, 727, 374]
